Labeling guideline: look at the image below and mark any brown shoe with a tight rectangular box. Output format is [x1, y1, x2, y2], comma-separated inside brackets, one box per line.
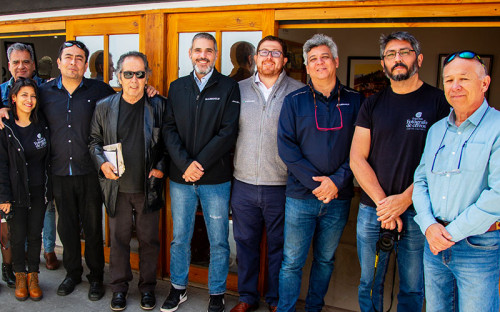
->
[268, 305, 277, 312]
[230, 301, 259, 312]
[28, 272, 43, 301]
[44, 252, 61, 270]
[15, 272, 28, 301]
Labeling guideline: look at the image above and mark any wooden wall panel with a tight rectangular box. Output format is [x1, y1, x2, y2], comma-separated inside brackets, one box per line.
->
[142, 13, 167, 94]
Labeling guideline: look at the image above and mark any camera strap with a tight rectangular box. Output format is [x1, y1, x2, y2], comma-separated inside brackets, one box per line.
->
[370, 243, 399, 312]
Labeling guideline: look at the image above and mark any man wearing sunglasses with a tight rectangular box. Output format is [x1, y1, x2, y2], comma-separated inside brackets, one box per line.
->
[162, 32, 240, 312]
[413, 51, 500, 311]
[350, 31, 449, 312]
[90, 51, 166, 311]
[277, 34, 362, 312]
[230, 35, 304, 312]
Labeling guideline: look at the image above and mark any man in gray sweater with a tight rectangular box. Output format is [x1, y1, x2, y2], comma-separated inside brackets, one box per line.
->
[230, 35, 304, 312]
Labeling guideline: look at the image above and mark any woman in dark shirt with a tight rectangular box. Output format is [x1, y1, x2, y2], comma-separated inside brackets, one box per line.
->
[0, 78, 51, 301]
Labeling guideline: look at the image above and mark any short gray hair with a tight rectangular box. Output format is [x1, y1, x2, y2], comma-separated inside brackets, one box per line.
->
[7, 43, 35, 62]
[379, 31, 421, 59]
[191, 32, 218, 53]
[115, 51, 152, 78]
[303, 34, 338, 65]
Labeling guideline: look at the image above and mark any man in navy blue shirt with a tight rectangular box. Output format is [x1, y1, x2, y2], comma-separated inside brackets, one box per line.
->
[276, 34, 362, 312]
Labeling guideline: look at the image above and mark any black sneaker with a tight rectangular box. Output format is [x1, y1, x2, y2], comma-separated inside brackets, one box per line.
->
[160, 286, 187, 312]
[208, 294, 225, 312]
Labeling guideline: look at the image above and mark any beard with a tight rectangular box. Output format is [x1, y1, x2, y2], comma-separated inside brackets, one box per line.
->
[384, 59, 419, 81]
[257, 60, 284, 78]
[192, 58, 214, 76]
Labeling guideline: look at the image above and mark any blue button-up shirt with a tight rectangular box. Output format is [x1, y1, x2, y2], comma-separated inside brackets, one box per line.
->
[1, 75, 45, 107]
[413, 100, 500, 242]
[194, 68, 214, 92]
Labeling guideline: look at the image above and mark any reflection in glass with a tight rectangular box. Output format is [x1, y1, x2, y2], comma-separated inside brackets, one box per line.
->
[109, 34, 139, 87]
[178, 32, 216, 78]
[88, 50, 113, 82]
[221, 31, 261, 77]
[76, 35, 103, 79]
[229, 41, 255, 82]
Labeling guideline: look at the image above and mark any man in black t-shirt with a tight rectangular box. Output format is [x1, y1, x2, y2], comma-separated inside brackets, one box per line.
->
[350, 31, 449, 312]
[89, 52, 166, 312]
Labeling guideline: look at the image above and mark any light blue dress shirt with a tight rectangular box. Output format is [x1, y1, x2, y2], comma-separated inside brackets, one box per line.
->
[413, 100, 500, 242]
[194, 68, 214, 92]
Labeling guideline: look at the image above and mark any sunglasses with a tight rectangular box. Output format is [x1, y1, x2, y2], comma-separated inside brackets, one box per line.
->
[63, 41, 87, 50]
[122, 71, 146, 79]
[443, 50, 485, 67]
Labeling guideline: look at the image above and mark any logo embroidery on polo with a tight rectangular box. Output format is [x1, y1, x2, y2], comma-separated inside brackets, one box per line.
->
[406, 112, 428, 130]
[205, 97, 220, 101]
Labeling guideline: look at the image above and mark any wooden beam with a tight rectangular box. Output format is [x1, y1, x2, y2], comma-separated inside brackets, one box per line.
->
[175, 10, 263, 32]
[279, 21, 500, 29]
[0, 21, 64, 33]
[262, 9, 278, 37]
[66, 16, 140, 36]
[142, 13, 167, 95]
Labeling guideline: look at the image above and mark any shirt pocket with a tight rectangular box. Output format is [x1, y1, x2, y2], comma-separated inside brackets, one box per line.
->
[461, 142, 488, 172]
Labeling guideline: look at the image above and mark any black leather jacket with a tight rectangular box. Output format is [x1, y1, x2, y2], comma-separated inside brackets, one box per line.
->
[0, 111, 52, 209]
[89, 92, 167, 217]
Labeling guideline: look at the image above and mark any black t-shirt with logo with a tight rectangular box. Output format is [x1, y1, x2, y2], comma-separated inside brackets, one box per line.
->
[14, 122, 48, 187]
[355, 82, 450, 208]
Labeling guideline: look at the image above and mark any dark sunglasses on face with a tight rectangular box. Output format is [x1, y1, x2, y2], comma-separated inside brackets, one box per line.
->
[443, 50, 485, 67]
[63, 41, 86, 50]
[122, 71, 146, 79]
[258, 50, 283, 58]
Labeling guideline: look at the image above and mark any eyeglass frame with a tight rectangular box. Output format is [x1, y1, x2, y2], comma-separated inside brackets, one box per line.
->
[308, 84, 343, 132]
[382, 48, 416, 60]
[431, 106, 489, 175]
[257, 49, 283, 58]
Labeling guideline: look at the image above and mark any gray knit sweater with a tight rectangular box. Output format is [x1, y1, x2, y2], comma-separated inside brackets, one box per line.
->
[233, 71, 304, 185]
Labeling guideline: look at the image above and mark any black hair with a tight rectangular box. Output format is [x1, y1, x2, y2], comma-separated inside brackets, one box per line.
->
[58, 40, 90, 63]
[9, 77, 39, 124]
[257, 35, 288, 57]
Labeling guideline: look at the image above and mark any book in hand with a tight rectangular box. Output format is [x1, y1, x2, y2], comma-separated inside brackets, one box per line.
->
[103, 143, 125, 177]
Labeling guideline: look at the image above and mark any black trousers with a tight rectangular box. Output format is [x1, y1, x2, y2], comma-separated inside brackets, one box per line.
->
[109, 192, 160, 293]
[52, 174, 104, 282]
[8, 185, 46, 273]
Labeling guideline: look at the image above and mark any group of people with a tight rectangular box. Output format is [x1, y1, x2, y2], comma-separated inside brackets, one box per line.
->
[0, 29, 497, 312]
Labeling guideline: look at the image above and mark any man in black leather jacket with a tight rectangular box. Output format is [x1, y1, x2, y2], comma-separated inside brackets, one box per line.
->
[89, 51, 167, 312]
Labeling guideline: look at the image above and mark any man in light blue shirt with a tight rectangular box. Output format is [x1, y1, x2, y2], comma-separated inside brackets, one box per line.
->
[413, 50, 500, 312]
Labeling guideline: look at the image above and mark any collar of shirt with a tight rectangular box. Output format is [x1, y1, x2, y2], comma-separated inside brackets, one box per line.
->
[193, 68, 214, 92]
[56, 75, 84, 93]
[255, 73, 274, 101]
[447, 99, 489, 129]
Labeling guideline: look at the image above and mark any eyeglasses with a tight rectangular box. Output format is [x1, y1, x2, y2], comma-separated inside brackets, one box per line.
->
[309, 84, 343, 131]
[443, 50, 485, 67]
[122, 71, 146, 79]
[63, 41, 86, 50]
[431, 106, 489, 175]
[383, 48, 416, 60]
[258, 50, 283, 58]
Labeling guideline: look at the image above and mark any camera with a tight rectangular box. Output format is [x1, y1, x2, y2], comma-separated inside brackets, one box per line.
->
[376, 228, 400, 252]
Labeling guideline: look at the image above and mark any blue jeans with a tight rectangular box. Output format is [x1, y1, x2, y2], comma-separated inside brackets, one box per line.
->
[231, 179, 285, 307]
[424, 231, 500, 312]
[43, 200, 57, 253]
[169, 181, 230, 294]
[357, 204, 424, 312]
[277, 197, 351, 312]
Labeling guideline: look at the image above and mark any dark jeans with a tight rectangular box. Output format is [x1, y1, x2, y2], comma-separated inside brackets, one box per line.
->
[8, 185, 46, 273]
[109, 192, 160, 293]
[52, 173, 104, 282]
[231, 179, 286, 306]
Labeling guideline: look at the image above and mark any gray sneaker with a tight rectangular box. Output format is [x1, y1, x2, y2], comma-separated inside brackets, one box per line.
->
[208, 294, 225, 312]
[160, 286, 187, 312]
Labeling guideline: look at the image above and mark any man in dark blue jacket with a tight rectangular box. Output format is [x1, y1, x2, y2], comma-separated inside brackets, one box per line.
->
[277, 34, 362, 312]
[162, 33, 240, 312]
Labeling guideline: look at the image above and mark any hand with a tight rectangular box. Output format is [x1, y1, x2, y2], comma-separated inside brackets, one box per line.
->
[312, 176, 339, 203]
[0, 107, 10, 129]
[182, 161, 204, 183]
[425, 223, 454, 255]
[148, 169, 164, 179]
[0, 203, 11, 214]
[381, 216, 403, 232]
[376, 193, 412, 223]
[100, 162, 119, 180]
[146, 85, 159, 98]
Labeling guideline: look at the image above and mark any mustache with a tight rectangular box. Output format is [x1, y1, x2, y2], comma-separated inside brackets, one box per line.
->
[391, 62, 408, 71]
[196, 58, 211, 63]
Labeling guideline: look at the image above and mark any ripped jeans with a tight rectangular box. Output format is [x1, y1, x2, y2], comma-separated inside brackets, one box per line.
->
[169, 180, 230, 294]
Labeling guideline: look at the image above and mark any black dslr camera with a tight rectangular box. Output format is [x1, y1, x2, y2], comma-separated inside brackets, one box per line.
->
[376, 228, 400, 252]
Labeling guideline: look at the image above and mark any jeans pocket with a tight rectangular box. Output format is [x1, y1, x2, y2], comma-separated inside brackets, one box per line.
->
[465, 232, 500, 250]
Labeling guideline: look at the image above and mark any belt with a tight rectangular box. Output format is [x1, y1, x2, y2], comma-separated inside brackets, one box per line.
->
[436, 219, 500, 232]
